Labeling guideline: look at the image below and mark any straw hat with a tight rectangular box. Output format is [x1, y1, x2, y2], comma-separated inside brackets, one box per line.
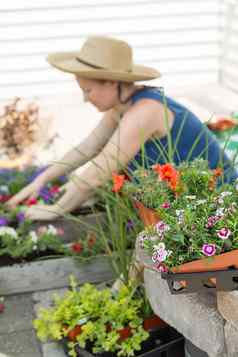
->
[47, 36, 161, 82]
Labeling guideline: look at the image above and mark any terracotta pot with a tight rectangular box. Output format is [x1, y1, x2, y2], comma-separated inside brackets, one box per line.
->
[172, 249, 238, 274]
[133, 201, 160, 227]
[143, 315, 167, 331]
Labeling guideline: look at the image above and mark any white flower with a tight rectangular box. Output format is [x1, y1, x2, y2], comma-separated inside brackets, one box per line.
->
[0, 185, 9, 194]
[32, 245, 38, 251]
[47, 224, 58, 235]
[29, 231, 38, 243]
[0, 227, 18, 239]
[186, 195, 196, 200]
[153, 242, 166, 251]
[215, 207, 225, 217]
[196, 199, 207, 206]
[176, 210, 184, 217]
[220, 191, 232, 198]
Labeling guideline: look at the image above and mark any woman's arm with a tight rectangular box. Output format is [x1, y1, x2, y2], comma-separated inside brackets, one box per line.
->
[35, 99, 161, 217]
[36, 108, 119, 183]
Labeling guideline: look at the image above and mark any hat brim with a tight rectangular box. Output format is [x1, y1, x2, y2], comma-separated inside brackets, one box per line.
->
[47, 51, 161, 82]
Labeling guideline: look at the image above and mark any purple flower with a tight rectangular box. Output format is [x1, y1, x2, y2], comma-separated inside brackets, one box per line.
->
[217, 228, 231, 240]
[126, 219, 134, 231]
[0, 217, 9, 226]
[16, 212, 25, 224]
[39, 187, 53, 203]
[161, 202, 171, 209]
[202, 243, 216, 256]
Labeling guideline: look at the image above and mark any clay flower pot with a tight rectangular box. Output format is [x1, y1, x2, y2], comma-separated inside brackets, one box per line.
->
[172, 249, 238, 274]
[143, 315, 167, 331]
[133, 201, 160, 227]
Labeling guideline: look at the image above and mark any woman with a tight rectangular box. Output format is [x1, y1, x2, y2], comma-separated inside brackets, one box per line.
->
[6, 36, 237, 220]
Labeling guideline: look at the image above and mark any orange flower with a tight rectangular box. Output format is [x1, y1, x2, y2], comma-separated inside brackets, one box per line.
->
[158, 164, 178, 181]
[112, 173, 125, 193]
[213, 168, 223, 177]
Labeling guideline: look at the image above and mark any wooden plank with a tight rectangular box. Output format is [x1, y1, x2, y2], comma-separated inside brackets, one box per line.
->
[0, 255, 113, 296]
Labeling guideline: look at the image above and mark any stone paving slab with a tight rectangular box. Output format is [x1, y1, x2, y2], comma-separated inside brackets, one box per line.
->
[0, 294, 34, 335]
[0, 330, 42, 357]
[42, 342, 66, 357]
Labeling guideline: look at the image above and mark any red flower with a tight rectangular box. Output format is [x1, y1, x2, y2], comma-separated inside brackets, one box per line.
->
[49, 185, 60, 194]
[112, 173, 125, 193]
[25, 197, 38, 206]
[87, 232, 97, 249]
[0, 303, 5, 313]
[0, 195, 11, 203]
[71, 242, 83, 253]
[67, 325, 82, 341]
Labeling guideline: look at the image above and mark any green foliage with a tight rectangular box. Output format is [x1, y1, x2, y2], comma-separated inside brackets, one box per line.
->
[133, 159, 238, 268]
[33, 278, 150, 357]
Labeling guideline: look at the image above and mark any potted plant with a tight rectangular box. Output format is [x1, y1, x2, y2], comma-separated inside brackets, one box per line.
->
[33, 277, 184, 357]
[117, 159, 238, 275]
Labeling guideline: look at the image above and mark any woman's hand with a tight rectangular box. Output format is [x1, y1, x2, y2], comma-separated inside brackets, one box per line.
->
[6, 177, 45, 209]
[25, 204, 62, 221]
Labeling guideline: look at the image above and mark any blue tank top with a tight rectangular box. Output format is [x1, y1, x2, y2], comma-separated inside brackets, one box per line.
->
[127, 87, 238, 183]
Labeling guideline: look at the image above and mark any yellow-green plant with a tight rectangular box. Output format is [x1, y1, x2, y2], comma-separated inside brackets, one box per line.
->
[33, 276, 149, 357]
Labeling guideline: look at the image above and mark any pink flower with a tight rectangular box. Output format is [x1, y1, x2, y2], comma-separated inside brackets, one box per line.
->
[217, 228, 231, 240]
[57, 228, 65, 236]
[155, 221, 170, 234]
[206, 215, 220, 228]
[37, 226, 48, 236]
[161, 202, 171, 209]
[202, 243, 216, 256]
[154, 263, 169, 272]
[152, 247, 168, 263]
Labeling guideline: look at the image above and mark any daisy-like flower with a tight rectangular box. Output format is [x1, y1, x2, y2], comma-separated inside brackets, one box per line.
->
[217, 228, 231, 240]
[202, 243, 216, 256]
[30, 231, 38, 243]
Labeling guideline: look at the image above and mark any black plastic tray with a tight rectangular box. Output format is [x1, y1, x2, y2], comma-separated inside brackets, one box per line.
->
[161, 267, 238, 294]
[62, 326, 184, 357]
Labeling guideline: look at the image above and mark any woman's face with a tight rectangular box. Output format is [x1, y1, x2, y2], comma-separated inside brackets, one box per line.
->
[76, 77, 119, 112]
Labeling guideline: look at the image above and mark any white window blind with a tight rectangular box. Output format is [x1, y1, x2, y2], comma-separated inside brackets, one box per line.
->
[0, 0, 222, 99]
[219, 0, 238, 93]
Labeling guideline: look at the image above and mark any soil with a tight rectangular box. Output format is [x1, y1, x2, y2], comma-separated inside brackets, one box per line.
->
[0, 249, 64, 267]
